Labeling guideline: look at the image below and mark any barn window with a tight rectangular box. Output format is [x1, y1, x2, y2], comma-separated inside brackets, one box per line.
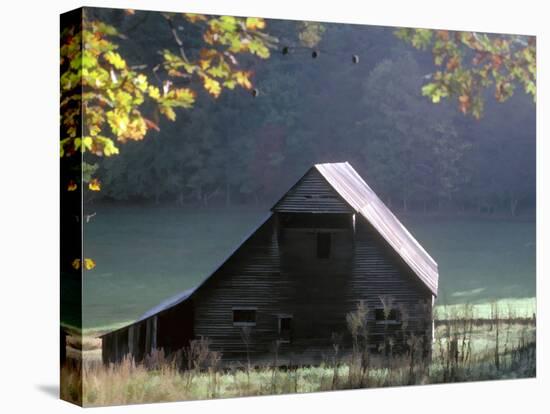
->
[317, 232, 331, 258]
[233, 308, 257, 326]
[278, 315, 293, 343]
[375, 308, 401, 324]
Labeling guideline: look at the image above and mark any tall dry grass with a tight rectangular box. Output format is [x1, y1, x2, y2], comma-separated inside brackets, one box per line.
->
[62, 302, 536, 407]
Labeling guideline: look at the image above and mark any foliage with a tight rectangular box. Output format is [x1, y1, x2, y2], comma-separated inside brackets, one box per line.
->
[71, 258, 96, 270]
[60, 9, 277, 269]
[89, 20, 535, 216]
[298, 21, 326, 48]
[395, 29, 536, 118]
[60, 12, 276, 160]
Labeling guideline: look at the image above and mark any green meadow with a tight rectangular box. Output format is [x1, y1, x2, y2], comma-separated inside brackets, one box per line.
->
[80, 206, 535, 330]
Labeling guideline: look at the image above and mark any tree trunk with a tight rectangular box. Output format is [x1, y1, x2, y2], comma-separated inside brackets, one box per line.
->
[225, 182, 231, 207]
[510, 198, 519, 216]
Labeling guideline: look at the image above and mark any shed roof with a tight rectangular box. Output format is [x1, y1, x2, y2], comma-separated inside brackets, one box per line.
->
[314, 162, 438, 295]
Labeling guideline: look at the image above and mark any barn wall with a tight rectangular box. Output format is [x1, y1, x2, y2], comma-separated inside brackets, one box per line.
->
[191, 213, 432, 363]
[101, 317, 159, 364]
[192, 216, 285, 360]
[348, 220, 433, 353]
[102, 197, 432, 365]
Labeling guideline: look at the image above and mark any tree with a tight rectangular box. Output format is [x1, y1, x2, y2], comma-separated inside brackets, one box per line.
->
[359, 52, 469, 211]
[60, 9, 278, 269]
[61, 11, 276, 162]
[395, 29, 536, 118]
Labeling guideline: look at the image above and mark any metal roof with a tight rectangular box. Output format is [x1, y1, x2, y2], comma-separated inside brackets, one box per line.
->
[315, 162, 438, 295]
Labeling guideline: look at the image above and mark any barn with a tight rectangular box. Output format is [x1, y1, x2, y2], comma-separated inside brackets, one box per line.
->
[100, 162, 438, 365]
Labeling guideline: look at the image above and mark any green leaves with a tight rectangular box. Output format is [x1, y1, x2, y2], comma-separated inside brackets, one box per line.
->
[60, 13, 277, 163]
[104, 51, 126, 70]
[161, 14, 275, 99]
[421, 82, 448, 103]
[395, 28, 433, 50]
[396, 29, 536, 118]
[202, 76, 222, 98]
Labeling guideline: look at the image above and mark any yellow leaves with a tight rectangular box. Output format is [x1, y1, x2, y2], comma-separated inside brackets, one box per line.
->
[148, 85, 161, 100]
[95, 136, 120, 156]
[107, 108, 148, 141]
[71, 258, 96, 270]
[133, 74, 149, 92]
[60, 138, 71, 157]
[74, 137, 93, 152]
[158, 87, 196, 121]
[116, 113, 129, 134]
[67, 180, 77, 191]
[185, 13, 207, 23]
[104, 51, 126, 70]
[61, 14, 275, 170]
[199, 58, 211, 70]
[203, 76, 222, 98]
[172, 88, 196, 108]
[245, 17, 266, 30]
[83, 137, 93, 150]
[89, 178, 101, 191]
[125, 116, 148, 140]
[235, 71, 253, 89]
[160, 105, 176, 121]
[107, 110, 148, 142]
[88, 124, 101, 137]
[84, 258, 96, 270]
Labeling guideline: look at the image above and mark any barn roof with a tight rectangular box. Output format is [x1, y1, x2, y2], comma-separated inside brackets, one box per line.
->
[313, 162, 438, 295]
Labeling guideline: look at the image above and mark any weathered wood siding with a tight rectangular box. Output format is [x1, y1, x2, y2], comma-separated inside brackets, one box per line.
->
[192, 216, 285, 359]
[348, 219, 433, 353]
[102, 318, 157, 364]
[191, 212, 432, 363]
[273, 168, 353, 213]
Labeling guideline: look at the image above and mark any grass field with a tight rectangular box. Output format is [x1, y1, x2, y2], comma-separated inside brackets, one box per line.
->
[78, 206, 535, 330]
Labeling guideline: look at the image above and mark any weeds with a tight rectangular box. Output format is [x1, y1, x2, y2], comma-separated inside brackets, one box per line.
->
[63, 304, 536, 406]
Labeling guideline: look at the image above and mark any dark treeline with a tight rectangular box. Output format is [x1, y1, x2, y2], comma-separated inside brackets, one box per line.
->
[91, 10, 536, 216]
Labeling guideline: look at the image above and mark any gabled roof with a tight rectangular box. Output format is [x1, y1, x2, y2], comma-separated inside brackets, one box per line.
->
[314, 162, 438, 295]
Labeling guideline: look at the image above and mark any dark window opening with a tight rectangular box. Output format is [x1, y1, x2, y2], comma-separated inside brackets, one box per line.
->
[317, 232, 331, 258]
[278, 316, 292, 342]
[375, 308, 401, 324]
[279, 213, 350, 229]
[233, 308, 256, 326]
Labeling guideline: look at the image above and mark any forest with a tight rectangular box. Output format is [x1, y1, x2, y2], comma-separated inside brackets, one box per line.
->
[65, 9, 536, 217]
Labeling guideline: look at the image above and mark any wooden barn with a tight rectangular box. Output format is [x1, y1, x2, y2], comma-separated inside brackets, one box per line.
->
[100, 162, 438, 365]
